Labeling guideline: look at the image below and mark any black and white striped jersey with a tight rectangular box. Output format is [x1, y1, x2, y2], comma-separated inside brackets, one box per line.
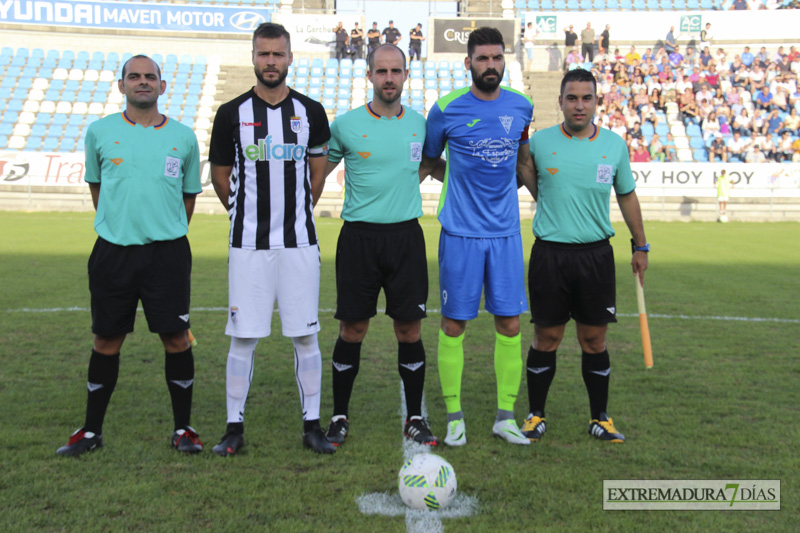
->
[209, 88, 330, 250]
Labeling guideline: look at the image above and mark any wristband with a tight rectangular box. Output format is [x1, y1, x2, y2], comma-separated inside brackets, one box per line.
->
[631, 239, 650, 253]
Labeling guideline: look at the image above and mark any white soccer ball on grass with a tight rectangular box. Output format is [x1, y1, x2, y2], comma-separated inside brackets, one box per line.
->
[398, 453, 457, 510]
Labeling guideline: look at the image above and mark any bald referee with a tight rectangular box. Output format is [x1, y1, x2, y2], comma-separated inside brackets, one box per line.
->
[57, 55, 203, 456]
[322, 44, 441, 447]
[519, 68, 648, 444]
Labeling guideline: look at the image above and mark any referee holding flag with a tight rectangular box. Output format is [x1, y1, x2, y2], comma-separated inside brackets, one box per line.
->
[519, 68, 648, 444]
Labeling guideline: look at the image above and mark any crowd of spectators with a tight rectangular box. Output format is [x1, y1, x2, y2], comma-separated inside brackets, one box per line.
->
[569, 41, 800, 163]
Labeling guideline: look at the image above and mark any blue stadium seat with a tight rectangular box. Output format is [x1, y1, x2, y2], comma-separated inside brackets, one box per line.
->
[646, 0, 659, 7]
[0, 135, 7, 149]
[642, 123, 654, 136]
[35, 113, 52, 125]
[1, 78, 15, 89]
[309, 77, 322, 88]
[0, 123, 12, 136]
[295, 77, 308, 88]
[656, 124, 669, 136]
[686, 0, 699, 7]
[339, 78, 351, 89]
[633, 0, 646, 7]
[700, 0, 713, 7]
[43, 136, 59, 151]
[12, 88, 28, 100]
[52, 113, 67, 126]
[660, 0, 673, 7]
[337, 98, 350, 110]
[686, 123, 701, 137]
[553, 0, 566, 8]
[580, 0, 593, 7]
[340, 68, 352, 79]
[49, 125, 64, 138]
[322, 97, 335, 110]
[619, 0, 633, 8]
[689, 137, 705, 149]
[59, 137, 75, 151]
[440, 79, 452, 91]
[189, 74, 204, 85]
[323, 87, 336, 99]
[515, 0, 526, 8]
[7, 99, 23, 111]
[425, 79, 437, 90]
[308, 87, 321, 100]
[21, 66, 37, 78]
[2, 111, 19, 123]
[183, 107, 197, 119]
[76, 91, 92, 103]
[26, 136, 43, 151]
[567, 0, 579, 8]
[68, 115, 83, 126]
[693, 149, 708, 161]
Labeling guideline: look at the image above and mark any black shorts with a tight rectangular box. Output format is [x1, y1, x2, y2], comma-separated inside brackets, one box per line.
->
[335, 220, 428, 322]
[528, 239, 617, 326]
[88, 236, 192, 336]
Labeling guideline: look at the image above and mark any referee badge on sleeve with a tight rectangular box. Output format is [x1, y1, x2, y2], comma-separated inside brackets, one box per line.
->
[165, 156, 180, 178]
[410, 142, 422, 162]
[596, 164, 613, 184]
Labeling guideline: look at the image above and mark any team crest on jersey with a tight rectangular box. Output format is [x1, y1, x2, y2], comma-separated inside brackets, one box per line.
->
[410, 142, 422, 162]
[290, 116, 302, 133]
[499, 115, 513, 134]
[164, 156, 180, 178]
[596, 164, 613, 184]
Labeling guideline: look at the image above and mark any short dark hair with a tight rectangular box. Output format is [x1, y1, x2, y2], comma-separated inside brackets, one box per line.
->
[252, 22, 291, 50]
[560, 68, 597, 96]
[467, 27, 504, 57]
[367, 43, 406, 71]
[121, 54, 161, 80]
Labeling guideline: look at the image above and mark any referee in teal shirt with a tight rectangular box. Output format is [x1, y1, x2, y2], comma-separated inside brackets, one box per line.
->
[322, 44, 442, 447]
[519, 68, 648, 444]
[57, 55, 203, 456]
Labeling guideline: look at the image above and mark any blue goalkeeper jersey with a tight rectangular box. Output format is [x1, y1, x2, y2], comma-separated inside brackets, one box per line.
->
[423, 87, 533, 238]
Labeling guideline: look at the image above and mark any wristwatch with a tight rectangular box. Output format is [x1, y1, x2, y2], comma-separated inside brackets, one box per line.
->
[631, 239, 650, 253]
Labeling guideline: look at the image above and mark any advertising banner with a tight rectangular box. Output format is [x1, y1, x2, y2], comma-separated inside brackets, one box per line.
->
[0, 0, 272, 34]
[431, 18, 517, 54]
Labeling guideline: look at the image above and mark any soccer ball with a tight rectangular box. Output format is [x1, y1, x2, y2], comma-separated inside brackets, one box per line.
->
[398, 453, 457, 510]
[719, 215, 729, 223]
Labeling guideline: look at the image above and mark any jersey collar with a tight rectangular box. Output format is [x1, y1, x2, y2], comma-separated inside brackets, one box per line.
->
[122, 110, 168, 129]
[560, 122, 598, 141]
[366, 102, 404, 120]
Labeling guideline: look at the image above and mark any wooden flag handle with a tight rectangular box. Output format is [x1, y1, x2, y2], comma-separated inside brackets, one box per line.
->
[634, 274, 653, 369]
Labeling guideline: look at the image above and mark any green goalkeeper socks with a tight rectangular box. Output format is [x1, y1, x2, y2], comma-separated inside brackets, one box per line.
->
[438, 329, 465, 415]
[494, 332, 522, 413]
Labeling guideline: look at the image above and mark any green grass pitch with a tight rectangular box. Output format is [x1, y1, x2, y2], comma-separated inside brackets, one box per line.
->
[0, 211, 797, 531]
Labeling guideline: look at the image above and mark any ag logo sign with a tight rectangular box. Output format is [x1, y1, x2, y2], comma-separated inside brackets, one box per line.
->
[680, 15, 702, 33]
[536, 16, 557, 35]
[230, 11, 266, 32]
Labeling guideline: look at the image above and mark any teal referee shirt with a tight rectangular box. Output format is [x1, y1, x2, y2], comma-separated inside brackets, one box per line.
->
[530, 124, 635, 244]
[84, 112, 202, 246]
[327, 104, 424, 223]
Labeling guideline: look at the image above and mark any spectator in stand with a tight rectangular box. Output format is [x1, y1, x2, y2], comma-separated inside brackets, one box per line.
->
[700, 47, 713, 67]
[650, 88, 666, 113]
[772, 84, 789, 112]
[581, 22, 595, 63]
[698, 98, 714, 124]
[632, 143, 651, 162]
[762, 132, 778, 161]
[610, 116, 628, 139]
[703, 111, 721, 140]
[566, 48, 584, 70]
[649, 133, 665, 162]
[382, 20, 402, 45]
[791, 137, 800, 163]
[756, 46, 770, 68]
[763, 109, 784, 135]
[778, 131, 794, 161]
[679, 88, 699, 124]
[727, 131, 748, 162]
[782, 107, 800, 135]
[746, 144, 767, 163]
[712, 87, 725, 108]
[732, 108, 752, 135]
[625, 46, 641, 67]
[599, 25, 610, 56]
[709, 133, 728, 162]
[749, 64, 766, 92]
[741, 46, 755, 68]
[564, 25, 578, 69]
[628, 121, 644, 144]
[751, 108, 765, 133]
[685, 46, 697, 67]
[664, 26, 678, 55]
[731, 0, 749, 10]
[715, 48, 728, 66]
[755, 85, 774, 111]
[772, 46, 786, 64]
[700, 23, 713, 48]
[696, 84, 714, 105]
[705, 64, 720, 89]
[664, 132, 678, 162]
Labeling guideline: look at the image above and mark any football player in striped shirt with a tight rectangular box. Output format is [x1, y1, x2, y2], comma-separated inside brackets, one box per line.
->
[208, 23, 335, 455]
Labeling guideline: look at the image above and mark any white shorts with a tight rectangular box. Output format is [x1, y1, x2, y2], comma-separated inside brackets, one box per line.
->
[226, 246, 321, 338]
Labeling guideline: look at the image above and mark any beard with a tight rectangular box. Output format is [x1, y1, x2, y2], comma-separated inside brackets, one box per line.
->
[374, 83, 402, 106]
[470, 64, 503, 93]
[254, 65, 288, 89]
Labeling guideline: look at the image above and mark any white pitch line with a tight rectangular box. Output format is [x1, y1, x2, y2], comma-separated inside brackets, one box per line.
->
[6, 306, 800, 324]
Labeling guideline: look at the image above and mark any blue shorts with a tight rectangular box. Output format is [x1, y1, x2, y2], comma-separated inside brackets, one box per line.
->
[438, 230, 528, 320]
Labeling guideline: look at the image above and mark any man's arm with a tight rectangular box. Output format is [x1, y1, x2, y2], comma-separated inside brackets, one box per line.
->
[516, 144, 537, 201]
[184, 194, 197, 224]
[89, 182, 100, 210]
[309, 156, 328, 207]
[210, 163, 233, 209]
[617, 190, 648, 285]
[419, 154, 445, 183]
